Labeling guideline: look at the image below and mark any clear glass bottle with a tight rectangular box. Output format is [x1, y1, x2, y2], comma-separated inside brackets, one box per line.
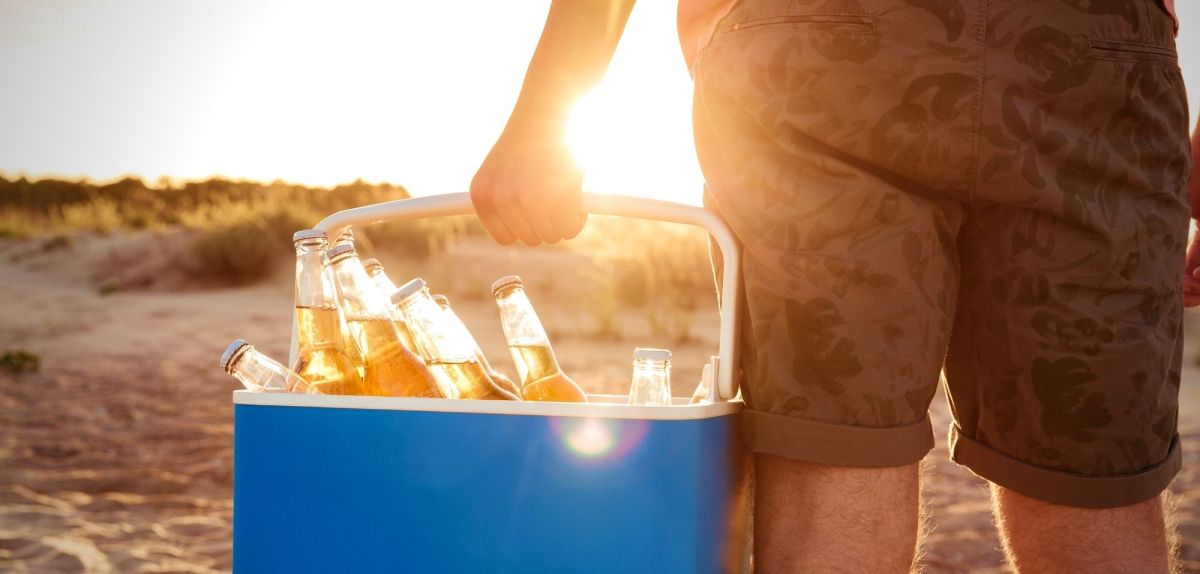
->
[432, 293, 522, 399]
[391, 279, 518, 400]
[492, 275, 587, 403]
[364, 258, 420, 355]
[362, 257, 399, 295]
[221, 339, 311, 393]
[328, 244, 440, 398]
[292, 229, 367, 396]
[332, 226, 356, 250]
[629, 348, 672, 406]
[689, 363, 712, 405]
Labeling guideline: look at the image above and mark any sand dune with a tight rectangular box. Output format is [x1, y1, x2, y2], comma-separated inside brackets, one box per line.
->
[1, 233, 1197, 573]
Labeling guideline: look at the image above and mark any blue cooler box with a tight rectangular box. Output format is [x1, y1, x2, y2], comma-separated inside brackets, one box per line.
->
[232, 193, 749, 573]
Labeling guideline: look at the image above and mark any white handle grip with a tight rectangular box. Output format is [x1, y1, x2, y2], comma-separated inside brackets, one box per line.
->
[314, 192, 742, 402]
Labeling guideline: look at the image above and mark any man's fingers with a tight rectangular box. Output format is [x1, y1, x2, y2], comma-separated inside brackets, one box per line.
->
[471, 184, 518, 246]
[520, 192, 564, 244]
[552, 211, 588, 240]
[493, 187, 542, 246]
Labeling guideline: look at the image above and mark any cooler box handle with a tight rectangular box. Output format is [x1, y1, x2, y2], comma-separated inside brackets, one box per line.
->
[312, 192, 743, 402]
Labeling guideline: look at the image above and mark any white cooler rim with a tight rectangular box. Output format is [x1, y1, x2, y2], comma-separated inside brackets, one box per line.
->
[233, 390, 742, 421]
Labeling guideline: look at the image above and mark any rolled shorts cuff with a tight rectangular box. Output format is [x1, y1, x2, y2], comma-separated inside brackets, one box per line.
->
[949, 425, 1183, 508]
[740, 408, 934, 467]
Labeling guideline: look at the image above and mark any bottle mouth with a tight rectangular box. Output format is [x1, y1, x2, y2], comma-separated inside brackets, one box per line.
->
[391, 278, 427, 306]
[633, 347, 672, 362]
[362, 257, 383, 274]
[292, 229, 328, 244]
[327, 243, 357, 264]
[220, 339, 252, 373]
[491, 275, 524, 296]
[431, 294, 450, 308]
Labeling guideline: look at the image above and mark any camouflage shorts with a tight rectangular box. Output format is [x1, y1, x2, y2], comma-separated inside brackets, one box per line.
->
[695, 0, 1190, 507]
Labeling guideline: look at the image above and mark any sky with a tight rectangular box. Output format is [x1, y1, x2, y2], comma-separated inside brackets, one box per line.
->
[0, 1, 1198, 207]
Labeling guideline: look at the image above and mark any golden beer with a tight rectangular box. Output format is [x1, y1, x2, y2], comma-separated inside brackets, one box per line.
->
[510, 344, 586, 402]
[348, 316, 440, 397]
[294, 306, 367, 396]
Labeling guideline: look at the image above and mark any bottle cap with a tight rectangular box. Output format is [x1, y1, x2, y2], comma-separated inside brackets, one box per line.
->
[327, 243, 358, 264]
[292, 229, 327, 244]
[633, 347, 671, 362]
[220, 339, 252, 373]
[362, 258, 383, 274]
[391, 278, 427, 306]
[431, 294, 450, 308]
[491, 275, 524, 295]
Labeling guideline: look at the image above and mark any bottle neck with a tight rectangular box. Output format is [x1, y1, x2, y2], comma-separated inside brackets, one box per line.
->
[369, 269, 399, 297]
[230, 348, 283, 392]
[495, 286, 551, 347]
[331, 255, 389, 317]
[295, 240, 333, 309]
[632, 359, 670, 381]
[396, 290, 475, 363]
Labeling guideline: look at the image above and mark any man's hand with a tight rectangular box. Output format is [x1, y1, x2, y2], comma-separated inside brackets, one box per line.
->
[1185, 120, 1200, 307]
[469, 0, 634, 246]
[1185, 222, 1200, 307]
[471, 128, 586, 246]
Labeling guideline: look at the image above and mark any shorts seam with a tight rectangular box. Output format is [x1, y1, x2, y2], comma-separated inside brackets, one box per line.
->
[950, 425, 1182, 507]
[741, 408, 934, 467]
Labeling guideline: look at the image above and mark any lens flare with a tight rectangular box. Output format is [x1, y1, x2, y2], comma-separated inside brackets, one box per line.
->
[555, 417, 649, 462]
[563, 418, 616, 458]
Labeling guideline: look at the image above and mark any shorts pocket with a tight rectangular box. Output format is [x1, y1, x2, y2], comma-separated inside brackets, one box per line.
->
[731, 14, 876, 33]
[1088, 38, 1176, 64]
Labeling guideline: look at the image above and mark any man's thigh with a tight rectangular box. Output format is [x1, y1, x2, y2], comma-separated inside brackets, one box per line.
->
[693, 0, 979, 466]
[943, 0, 1190, 508]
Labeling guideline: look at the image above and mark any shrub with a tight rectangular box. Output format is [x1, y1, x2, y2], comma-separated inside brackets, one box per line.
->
[0, 349, 41, 374]
[191, 219, 285, 285]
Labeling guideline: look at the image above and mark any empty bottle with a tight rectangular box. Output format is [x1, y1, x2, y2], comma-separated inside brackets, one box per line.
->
[329, 244, 440, 398]
[432, 293, 522, 399]
[689, 362, 713, 405]
[629, 348, 671, 406]
[493, 275, 587, 403]
[221, 339, 311, 393]
[292, 229, 367, 396]
[392, 279, 518, 400]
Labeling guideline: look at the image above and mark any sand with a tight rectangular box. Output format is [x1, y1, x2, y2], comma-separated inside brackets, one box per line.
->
[0, 232, 1197, 573]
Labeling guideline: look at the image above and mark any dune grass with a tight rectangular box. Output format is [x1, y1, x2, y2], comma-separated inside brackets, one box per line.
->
[1, 175, 715, 339]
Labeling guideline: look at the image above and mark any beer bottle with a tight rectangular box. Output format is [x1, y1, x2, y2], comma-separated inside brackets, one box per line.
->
[328, 244, 440, 398]
[292, 229, 367, 395]
[628, 348, 672, 406]
[363, 258, 420, 355]
[689, 363, 712, 405]
[332, 226, 356, 250]
[432, 293, 522, 399]
[391, 279, 518, 400]
[492, 275, 587, 403]
[362, 258, 398, 295]
[221, 339, 311, 393]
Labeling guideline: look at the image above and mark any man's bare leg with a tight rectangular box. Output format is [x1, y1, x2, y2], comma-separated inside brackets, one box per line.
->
[754, 455, 921, 573]
[993, 485, 1174, 574]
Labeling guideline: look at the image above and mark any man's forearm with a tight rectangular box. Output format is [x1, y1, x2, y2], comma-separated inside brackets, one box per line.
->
[503, 0, 636, 137]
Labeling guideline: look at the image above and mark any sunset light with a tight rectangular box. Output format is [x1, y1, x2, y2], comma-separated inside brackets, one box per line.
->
[0, 0, 704, 204]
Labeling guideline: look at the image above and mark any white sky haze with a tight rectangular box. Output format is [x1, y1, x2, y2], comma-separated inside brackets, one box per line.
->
[0, 1, 1197, 206]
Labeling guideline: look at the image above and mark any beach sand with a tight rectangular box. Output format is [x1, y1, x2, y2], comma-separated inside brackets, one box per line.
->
[1, 233, 1197, 573]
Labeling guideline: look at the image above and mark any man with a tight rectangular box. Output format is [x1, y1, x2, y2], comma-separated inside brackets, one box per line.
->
[471, 0, 1195, 571]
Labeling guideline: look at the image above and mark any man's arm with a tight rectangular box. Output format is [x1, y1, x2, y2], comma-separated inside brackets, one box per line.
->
[471, 0, 636, 246]
[1183, 117, 1200, 306]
